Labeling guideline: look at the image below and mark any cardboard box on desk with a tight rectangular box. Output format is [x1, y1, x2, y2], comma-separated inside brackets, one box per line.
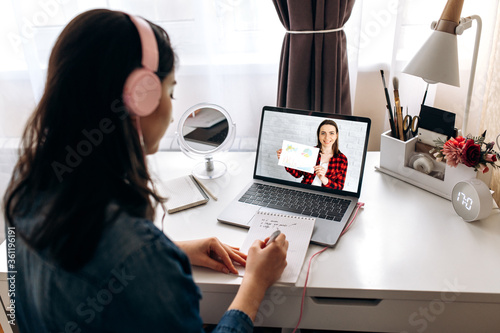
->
[376, 130, 490, 200]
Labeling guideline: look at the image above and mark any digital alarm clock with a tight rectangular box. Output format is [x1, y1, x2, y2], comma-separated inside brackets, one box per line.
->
[451, 179, 493, 222]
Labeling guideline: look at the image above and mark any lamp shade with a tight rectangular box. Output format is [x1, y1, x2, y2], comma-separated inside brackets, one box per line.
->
[402, 30, 460, 87]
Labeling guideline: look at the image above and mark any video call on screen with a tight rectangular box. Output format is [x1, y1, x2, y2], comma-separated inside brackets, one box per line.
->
[255, 110, 368, 194]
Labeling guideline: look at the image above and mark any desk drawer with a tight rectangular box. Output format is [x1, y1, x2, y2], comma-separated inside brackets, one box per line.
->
[200, 292, 500, 332]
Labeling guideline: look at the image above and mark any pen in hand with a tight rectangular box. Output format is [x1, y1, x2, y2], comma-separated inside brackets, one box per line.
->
[265, 230, 281, 247]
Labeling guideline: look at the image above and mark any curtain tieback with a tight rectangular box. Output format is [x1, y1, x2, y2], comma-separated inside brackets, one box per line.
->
[286, 26, 344, 34]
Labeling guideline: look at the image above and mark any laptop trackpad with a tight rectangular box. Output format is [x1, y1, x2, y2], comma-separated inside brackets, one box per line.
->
[218, 202, 260, 227]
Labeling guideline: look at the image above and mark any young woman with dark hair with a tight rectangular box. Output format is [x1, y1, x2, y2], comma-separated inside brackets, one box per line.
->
[3, 9, 287, 332]
[277, 119, 348, 190]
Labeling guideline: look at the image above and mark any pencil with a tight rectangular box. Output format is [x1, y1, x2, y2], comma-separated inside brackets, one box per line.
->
[393, 77, 404, 141]
[192, 175, 218, 201]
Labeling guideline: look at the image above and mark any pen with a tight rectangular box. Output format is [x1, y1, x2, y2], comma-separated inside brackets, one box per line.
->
[422, 82, 429, 105]
[265, 230, 281, 246]
[192, 175, 218, 201]
[380, 70, 397, 138]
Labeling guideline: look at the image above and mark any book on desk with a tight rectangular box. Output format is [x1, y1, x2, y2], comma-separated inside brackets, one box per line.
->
[159, 175, 209, 213]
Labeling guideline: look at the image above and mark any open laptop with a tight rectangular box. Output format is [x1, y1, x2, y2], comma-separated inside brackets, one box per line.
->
[218, 106, 371, 247]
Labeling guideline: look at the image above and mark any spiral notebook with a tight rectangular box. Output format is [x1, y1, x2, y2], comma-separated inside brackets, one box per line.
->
[237, 211, 315, 284]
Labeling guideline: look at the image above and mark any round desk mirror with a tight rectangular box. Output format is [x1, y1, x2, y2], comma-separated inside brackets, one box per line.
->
[176, 103, 236, 179]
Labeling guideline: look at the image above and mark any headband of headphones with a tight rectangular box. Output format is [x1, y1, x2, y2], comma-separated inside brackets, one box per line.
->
[122, 14, 162, 117]
[128, 15, 158, 73]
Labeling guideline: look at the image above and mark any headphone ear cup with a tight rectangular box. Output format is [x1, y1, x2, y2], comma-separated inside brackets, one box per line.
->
[123, 68, 162, 117]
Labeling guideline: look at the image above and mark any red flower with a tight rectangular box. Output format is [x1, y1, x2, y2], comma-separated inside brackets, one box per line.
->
[485, 154, 498, 162]
[477, 164, 489, 174]
[461, 139, 481, 167]
[445, 136, 466, 149]
[442, 140, 463, 167]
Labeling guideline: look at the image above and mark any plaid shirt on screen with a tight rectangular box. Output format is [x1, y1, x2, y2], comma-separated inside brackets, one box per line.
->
[285, 151, 348, 190]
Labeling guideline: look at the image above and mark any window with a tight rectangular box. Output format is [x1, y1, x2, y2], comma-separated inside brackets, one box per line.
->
[1, 0, 497, 149]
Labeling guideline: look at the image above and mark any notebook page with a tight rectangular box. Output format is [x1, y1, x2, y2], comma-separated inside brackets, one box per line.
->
[237, 211, 315, 284]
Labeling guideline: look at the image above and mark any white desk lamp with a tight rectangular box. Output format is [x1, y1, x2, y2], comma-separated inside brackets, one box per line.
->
[402, 0, 482, 135]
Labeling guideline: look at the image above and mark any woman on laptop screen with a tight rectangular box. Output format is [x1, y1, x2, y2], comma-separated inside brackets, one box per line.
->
[277, 119, 348, 190]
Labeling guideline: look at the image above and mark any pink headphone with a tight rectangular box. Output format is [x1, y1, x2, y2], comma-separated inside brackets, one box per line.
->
[122, 14, 162, 117]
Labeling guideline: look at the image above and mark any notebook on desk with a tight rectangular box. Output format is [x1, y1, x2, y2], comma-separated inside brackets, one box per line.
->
[237, 211, 315, 284]
[218, 106, 371, 247]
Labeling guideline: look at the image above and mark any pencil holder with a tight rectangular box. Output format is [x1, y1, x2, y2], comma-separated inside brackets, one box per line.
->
[377, 130, 491, 200]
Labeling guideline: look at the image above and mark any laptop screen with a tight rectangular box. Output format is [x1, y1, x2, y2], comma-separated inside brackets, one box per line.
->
[254, 106, 371, 198]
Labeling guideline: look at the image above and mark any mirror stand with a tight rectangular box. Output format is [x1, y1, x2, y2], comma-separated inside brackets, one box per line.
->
[193, 156, 227, 179]
[176, 103, 236, 180]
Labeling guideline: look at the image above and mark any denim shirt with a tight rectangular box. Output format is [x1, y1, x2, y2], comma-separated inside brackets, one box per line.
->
[12, 210, 253, 332]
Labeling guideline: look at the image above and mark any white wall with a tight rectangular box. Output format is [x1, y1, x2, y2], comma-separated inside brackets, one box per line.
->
[0, 71, 35, 138]
[162, 63, 279, 151]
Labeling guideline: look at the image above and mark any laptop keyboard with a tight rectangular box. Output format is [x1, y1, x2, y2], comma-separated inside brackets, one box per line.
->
[238, 183, 350, 222]
[208, 127, 228, 144]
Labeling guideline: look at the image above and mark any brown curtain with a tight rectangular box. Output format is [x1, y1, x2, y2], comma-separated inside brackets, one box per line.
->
[272, 0, 355, 114]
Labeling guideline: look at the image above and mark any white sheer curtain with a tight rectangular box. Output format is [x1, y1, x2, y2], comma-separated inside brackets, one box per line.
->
[350, 0, 498, 150]
[390, 0, 498, 137]
[0, 0, 498, 151]
[480, 4, 500, 205]
[0, 0, 285, 150]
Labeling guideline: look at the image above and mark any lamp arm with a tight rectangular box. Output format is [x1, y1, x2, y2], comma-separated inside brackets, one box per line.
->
[459, 15, 482, 135]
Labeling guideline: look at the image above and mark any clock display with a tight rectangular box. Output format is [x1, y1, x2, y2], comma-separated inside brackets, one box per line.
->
[456, 191, 473, 211]
[452, 179, 493, 222]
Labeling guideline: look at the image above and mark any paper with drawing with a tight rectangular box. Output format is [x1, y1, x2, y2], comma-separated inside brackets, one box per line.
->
[278, 140, 319, 174]
[237, 211, 315, 284]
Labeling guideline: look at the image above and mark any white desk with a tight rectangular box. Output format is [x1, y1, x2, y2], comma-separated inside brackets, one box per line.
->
[1, 152, 499, 332]
[150, 151, 500, 332]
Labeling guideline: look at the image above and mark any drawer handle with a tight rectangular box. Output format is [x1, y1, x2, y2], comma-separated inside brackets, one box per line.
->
[311, 297, 382, 306]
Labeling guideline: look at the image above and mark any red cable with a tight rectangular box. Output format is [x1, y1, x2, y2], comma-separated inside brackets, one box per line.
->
[292, 246, 327, 333]
[291, 202, 365, 333]
[340, 202, 365, 237]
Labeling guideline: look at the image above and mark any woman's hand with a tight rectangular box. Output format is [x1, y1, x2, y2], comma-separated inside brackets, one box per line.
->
[314, 164, 327, 179]
[227, 234, 288, 321]
[314, 165, 330, 186]
[276, 148, 282, 159]
[244, 233, 288, 289]
[313, 165, 326, 177]
[175, 238, 246, 274]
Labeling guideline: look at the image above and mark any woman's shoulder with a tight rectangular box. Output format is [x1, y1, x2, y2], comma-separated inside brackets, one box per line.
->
[337, 150, 347, 161]
[333, 151, 347, 160]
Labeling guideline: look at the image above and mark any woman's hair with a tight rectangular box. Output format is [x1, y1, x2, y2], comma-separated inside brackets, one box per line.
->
[3, 9, 175, 271]
[316, 119, 340, 155]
